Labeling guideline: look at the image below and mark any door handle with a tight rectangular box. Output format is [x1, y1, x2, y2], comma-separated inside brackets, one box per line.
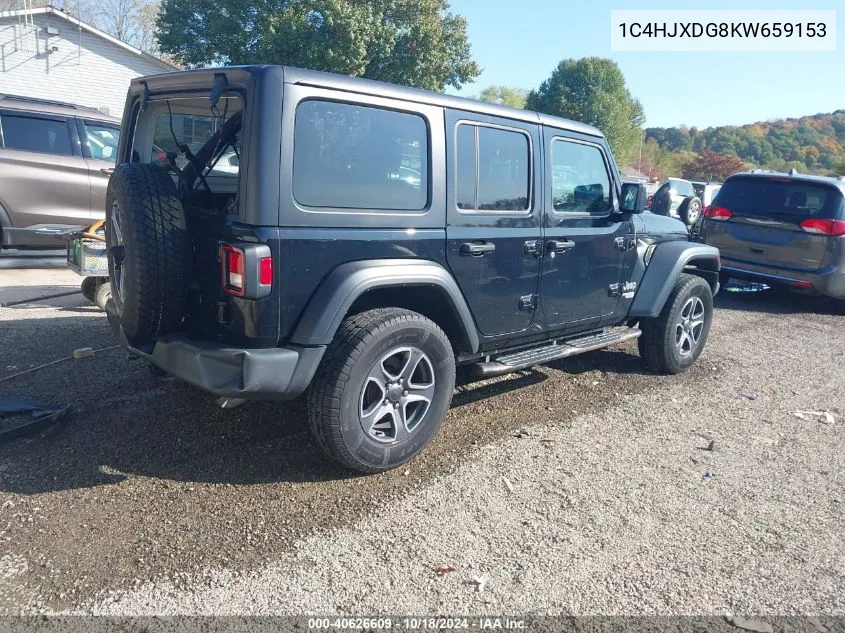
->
[100, 167, 115, 175]
[547, 239, 576, 253]
[524, 240, 541, 257]
[460, 241, 496, 256]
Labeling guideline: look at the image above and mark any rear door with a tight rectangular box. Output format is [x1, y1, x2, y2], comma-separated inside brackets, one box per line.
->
[0, 109, 91, 233]
[704, 176, 843, 272]
[444, 110, 542, 338]
[77, 119, 120, 220]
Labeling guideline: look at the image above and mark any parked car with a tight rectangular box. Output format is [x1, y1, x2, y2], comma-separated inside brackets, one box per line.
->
[0, 94, 120, 249]
[692, 181, 722, 208]
[104, 66, 720, 473]
[697, 170, 845, 302]
[650, 177, 702, 227]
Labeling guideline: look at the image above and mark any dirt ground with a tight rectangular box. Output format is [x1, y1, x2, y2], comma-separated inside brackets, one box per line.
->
[0, 267, 842, 616]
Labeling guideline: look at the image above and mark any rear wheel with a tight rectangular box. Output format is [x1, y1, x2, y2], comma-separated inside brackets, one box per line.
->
[94, 282, 112, 311]
[80, 276, 98, 303]
[306, 308, 456, 473]
[106, 164, 190, 344]
[638, 274, 713, 374]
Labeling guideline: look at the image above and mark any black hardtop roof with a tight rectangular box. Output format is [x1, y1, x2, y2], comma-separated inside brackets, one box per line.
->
[132, 64, 604, 139]
[729, 170, 845, 194]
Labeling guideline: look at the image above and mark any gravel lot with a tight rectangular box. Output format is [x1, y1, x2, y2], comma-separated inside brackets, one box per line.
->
[0, 269, 843, 616]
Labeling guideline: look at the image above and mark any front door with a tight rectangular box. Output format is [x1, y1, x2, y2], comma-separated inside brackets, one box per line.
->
[539, 132, 630, 329]
[78, 119, 121, 220]
[445, 111, 542, 338]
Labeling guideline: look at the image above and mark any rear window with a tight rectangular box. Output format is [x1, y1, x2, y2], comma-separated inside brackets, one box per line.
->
[715, 178, 844, 218]
[670, 179, 695, 197]
[293, 100, 428, 211]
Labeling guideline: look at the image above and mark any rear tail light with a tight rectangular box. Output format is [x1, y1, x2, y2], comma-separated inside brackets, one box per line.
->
[220, 243, 273, 299]
[799, 219, 845, 236]
[703, 205, 732, 221]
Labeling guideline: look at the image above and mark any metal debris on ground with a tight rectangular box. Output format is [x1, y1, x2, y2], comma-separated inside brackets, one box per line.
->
[0, 396, 71, 443]
[793, 410, 836, 424]
[703, 470, 715, 480]
[471, 575, 487, 593]
[431, 564, 456, 576]
[725, 615, 774, 633]
[502, 477, 514, 493]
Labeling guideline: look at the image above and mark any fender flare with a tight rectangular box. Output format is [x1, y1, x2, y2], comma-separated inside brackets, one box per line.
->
[629, 242, 720, 318]
[289, 259, 480, 352]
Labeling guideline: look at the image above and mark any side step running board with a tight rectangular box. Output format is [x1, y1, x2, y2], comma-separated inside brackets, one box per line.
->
[474, 328, 641, 378]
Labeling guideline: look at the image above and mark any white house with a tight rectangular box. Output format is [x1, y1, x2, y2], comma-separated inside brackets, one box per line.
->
[0, 6, 176, 117]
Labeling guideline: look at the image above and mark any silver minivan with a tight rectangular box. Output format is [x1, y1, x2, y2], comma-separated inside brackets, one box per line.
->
[0, 94, 120, 249]
[698, 171, 845, 301]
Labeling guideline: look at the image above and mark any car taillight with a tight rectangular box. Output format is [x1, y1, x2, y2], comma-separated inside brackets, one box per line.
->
[221, 244, 246, 296]
[703, 205, 732, 221]
[220, 243, 273, 299]
[259, 256, 273, 286]
[799, 219, 845, 236]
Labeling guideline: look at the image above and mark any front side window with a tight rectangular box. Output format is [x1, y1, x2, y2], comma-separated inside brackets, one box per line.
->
[551, 139, 611, 214]
[0, 114, 72, 155]
[456, 123, 530, 212]
[84, 122, 119, 162]
[293, 100, 428, 211]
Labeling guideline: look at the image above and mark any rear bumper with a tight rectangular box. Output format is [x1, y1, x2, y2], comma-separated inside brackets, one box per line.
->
[106, 302, 325, 401]
[721, 258, 845, 300]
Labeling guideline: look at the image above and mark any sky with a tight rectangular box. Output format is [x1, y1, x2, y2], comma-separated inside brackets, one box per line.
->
[447, 0, 844, 129]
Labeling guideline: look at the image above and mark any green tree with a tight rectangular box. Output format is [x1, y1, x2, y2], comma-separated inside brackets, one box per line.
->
[477, 85, 527, 109]
[155, 0, 481, 92]
[526, 57, 644, 164]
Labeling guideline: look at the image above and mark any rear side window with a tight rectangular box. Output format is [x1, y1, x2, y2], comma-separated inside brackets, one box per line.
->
[551, 139, 611, 214]
[456, 123, 530, 212]
[0, 114, 72, 155]
[716, 178, 843, 218]
[293, 100, 428, 211]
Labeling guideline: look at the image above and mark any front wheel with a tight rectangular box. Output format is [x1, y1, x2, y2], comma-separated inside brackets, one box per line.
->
[306, 308, 456, 473]
[638, 274, 714, 374]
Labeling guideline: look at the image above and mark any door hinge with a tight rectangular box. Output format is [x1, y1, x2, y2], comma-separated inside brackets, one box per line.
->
[519, 294, 537, 311]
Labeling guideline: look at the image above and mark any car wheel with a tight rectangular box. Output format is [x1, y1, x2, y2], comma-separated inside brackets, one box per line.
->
[638, 274, 713, 374]
[106, 164, 190, 344]
[307, 308, 456, 473]
[80, 276, 98, 303]
[94, 281, 112, 311]
[679, 196, 702, 226]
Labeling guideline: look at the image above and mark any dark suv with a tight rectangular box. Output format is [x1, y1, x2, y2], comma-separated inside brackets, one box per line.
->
[105, 66, 720, 473]
[698, 171, 845, 301]
[0, 94, 120, 249]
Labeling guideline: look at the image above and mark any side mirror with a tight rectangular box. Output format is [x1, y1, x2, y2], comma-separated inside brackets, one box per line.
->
[620, 182, 648, 214]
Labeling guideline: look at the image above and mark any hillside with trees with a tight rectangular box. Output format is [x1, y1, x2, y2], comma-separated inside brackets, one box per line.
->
[644, 111, 845, 179]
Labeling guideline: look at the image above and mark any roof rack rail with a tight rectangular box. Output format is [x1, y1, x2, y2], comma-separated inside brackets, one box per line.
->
[0, 93, 100, 113]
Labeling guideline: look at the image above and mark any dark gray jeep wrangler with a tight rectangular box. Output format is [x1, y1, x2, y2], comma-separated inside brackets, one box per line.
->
[105, 66, 720, 473]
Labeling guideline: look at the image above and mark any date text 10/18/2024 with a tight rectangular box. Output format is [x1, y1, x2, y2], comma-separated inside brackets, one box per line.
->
[308, 618, 528, 630]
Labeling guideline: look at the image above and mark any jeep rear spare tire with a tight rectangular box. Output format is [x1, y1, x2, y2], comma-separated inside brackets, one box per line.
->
[307, 308, 456, 473]
[106, 163, 190, 343]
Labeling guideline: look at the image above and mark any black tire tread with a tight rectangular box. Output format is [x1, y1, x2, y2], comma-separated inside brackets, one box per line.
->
[638, 273, 712, 374]
[107, 164, 190, 342]
[306, 307, 452, 473]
